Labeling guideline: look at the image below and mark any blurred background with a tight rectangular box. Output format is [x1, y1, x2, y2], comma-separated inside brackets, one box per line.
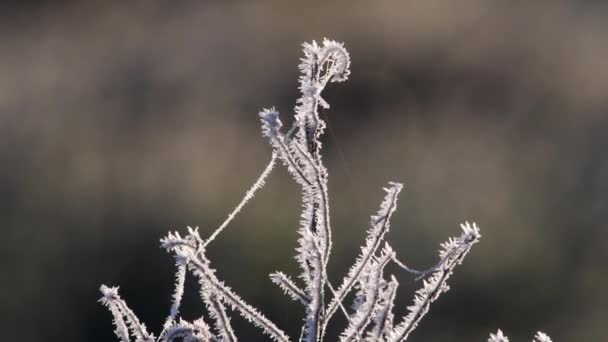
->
[1, 0, 607, 341]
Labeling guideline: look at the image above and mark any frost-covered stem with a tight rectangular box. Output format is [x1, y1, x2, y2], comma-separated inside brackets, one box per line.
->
[204, 291, 237, 342]
[324, 182, 403, 331]
[293, 38, 350, 276]
[270, 272, 310, 305]
[162, 319, 217, 342]
[203, 154, 277, 248]
[295, 43, 342, 268]
[287, 127, 330, 342]
[116, 299, 154, 341]
[290, 141, 332, 265]
[390, 268, 450, 341]
[191, 259, 288, 341]
[101, 291, 130, 342]
[533, 332, 553, 342]
[302, 191, 329, 342]
[340, 248, 394, 342]
[192, 318, 218, 342]
[391, 256, 424, 277]
[366, 276, 399, 342]
[304, 225, 326, 342]
[387, 223, 481, 342]
[342, 284, 379, 341]
[261, 40, 351, 342]
[203, 118, 303, 248]
[167, 237, 290, 342]
[260, 110, 314, 188]
[160, 261, 187, 338]
[323, 271, 350, 320]
[99, 285, 154, 342]
[409, 241, 470, 282]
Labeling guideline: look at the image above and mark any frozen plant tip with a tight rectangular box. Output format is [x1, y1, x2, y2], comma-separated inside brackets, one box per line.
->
[488, 329, 553, 342]
[100, 39, 553, 341]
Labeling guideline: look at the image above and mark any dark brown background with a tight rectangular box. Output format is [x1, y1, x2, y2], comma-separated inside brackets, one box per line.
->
[1, 1, 607, 341]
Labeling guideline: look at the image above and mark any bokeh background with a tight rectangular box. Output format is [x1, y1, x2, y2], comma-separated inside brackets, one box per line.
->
[2, 1, 607, 341]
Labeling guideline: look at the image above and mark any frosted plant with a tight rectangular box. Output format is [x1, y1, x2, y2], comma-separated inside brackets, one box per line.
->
[488, 329, 510, 342]
[99, 39, 553, 342]
[488, 330, 553, 342]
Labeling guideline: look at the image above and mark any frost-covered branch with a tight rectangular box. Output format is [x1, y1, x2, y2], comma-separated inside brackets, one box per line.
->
[99, 285, 154, 342]
[203, 291, 237, 342]
[387, 223, 481, 342]
[162, 319, 216, 342]
[259, 39, 352, 342]
[162, 228, 291, 342]
[160, 259, 187, 335]
[270, 271, 310, 305]
[203, 153, 277, 248]
[340, 245, 395, 342]
[324, 182, 403, 330]
[366, 276, 399, 342]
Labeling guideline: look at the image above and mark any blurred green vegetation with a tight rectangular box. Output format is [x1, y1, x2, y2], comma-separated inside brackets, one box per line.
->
[1, 1, 607, 341]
